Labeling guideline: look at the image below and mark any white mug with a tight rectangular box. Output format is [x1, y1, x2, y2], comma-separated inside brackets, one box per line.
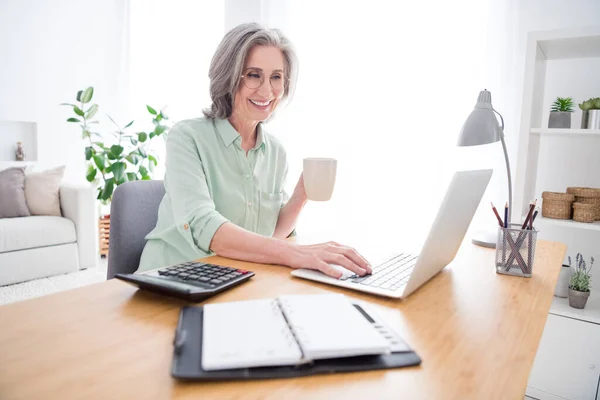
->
[303, 158, 337, 201]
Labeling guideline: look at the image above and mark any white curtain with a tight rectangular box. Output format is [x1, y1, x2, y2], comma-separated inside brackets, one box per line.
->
[128, 0, 225, 179]
[263, 1, 509, 254]
[127, 0, 513, 256]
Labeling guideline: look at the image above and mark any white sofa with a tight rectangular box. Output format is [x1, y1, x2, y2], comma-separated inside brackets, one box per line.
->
[0, 184, 97, 286]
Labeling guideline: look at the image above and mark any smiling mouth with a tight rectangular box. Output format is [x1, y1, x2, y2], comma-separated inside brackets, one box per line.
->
[249, 99, 272, 108]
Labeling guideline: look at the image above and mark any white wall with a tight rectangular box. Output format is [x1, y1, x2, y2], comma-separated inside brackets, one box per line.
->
[0, 0, 129, 182]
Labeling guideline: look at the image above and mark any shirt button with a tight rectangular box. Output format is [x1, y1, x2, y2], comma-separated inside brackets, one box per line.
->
[245, 173, 250, 179]
[183, 223, 189, 230]
[247, 201, 252, 207]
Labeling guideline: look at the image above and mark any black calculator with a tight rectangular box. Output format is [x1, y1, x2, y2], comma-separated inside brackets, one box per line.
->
[115, 261, 255, 302]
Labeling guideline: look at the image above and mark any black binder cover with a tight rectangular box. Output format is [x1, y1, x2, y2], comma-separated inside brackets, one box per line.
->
[171, 306, 422, 380]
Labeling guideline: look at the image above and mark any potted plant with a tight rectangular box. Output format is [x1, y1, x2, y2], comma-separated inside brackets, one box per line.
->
[62, 87, 171, 257]
[568, 253, 593, 309]
[548, 97, 574, 128]
[579, 97, 600, 129]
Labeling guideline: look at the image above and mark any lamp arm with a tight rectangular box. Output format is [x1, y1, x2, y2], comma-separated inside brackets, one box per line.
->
[493, 108, 513, 223]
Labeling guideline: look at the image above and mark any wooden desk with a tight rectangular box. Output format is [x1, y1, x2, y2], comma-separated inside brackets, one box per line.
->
[0, 240, 565, 400]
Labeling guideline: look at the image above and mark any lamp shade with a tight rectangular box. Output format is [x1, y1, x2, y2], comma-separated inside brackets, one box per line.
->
[457, 90, 501, 147]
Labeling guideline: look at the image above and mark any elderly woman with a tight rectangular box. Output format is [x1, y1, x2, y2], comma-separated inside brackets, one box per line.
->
[139, 23, 371, 278]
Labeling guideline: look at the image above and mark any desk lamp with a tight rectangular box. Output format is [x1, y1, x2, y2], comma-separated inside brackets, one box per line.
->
[457, 89, 512, 248]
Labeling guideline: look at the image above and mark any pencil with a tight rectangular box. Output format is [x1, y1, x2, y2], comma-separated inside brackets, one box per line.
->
[521, 201, 536, 230]
[504, 202, 508, 228]
[491, 202, 504, 227]
[529, 209, 539, 230]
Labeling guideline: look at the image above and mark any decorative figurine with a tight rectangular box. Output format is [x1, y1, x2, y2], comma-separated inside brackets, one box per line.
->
[15, 142, 25, 161]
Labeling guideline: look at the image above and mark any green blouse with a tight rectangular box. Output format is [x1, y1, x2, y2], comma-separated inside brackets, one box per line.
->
[138, 118, 290, 272]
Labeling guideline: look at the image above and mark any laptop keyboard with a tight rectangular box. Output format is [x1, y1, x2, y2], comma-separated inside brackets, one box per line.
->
[343, 253, 418, 291]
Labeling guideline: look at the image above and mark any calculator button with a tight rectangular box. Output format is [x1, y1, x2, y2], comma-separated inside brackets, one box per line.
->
[237, 269, 248, 274]
[199, 277, 210, 282]
[210, 279, 224, 284]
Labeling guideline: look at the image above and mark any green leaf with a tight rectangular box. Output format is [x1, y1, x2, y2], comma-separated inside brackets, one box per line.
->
[107, 152, 117, 160]
[147, 105, 157, 115]
[148, 160, 155, 173]
[130, 137, 138, 146]
[110, 145, 124, 157]
[141, 175, 151, 180]
[126, 154, 141, 165]
[139, 165, 148, 177]
[76, 90, 83, 102]
[138, 132, 148, 143]
[110, 162, 126, 182]
[85, 104, 98, 120]
[124, 120, 134, 128]
[74, 106, 84, 117]
[93, 154, 105, 171]
[156, 114, 163, 122]
[67, 117, 80, 123]
[101, 178, 114, 201]
[127, 172, 138, 182]
[148, 154, 158, 166]
[85, 164, 97, 182]
[154, 125, 167, 136]
[149, 131, 156, 139]
[81, 130, 91, 139]
[60, 103, 76, 107]
[81, 87, 94, 104]
[138, 147, 147, 158]
[85, 146, 93, 160]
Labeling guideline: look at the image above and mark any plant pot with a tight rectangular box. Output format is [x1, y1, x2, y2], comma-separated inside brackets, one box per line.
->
[568, 288, 590, 309]
[581, 110, 600, 129]
[554, 265, 571, 298]
[548, 111, 572, 129]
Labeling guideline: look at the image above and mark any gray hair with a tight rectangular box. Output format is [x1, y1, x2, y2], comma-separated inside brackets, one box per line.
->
[203, 23, 298, 119]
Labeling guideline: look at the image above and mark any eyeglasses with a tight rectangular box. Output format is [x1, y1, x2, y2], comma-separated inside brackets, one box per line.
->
[241, 69, 287, 92]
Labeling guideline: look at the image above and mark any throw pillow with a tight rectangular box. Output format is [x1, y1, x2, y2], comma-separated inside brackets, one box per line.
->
[0, 167, 31, 218]
[24, 166, 66, 216]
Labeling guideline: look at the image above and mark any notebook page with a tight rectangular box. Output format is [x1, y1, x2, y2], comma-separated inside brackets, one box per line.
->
[277, 294, 390, 360]
[202, 298, 303, 371]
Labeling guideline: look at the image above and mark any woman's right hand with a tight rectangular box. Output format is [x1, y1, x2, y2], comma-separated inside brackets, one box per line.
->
[287, 242, 372, 279]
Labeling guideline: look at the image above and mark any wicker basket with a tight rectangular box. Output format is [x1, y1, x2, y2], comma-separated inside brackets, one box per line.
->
[567, 187, 600, 220]
[573, 202, 596, 223]
[541, 192, 575, 220]
[99, 215, 110, 258]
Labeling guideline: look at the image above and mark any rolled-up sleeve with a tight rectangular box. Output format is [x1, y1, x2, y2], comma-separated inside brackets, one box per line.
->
[165, 123, 229, 253]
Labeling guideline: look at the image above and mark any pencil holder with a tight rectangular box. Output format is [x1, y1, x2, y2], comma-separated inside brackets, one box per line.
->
[495, 223, 537, 278]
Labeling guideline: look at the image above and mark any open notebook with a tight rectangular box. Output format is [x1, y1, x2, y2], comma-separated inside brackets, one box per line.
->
[201, 293, 411, 371]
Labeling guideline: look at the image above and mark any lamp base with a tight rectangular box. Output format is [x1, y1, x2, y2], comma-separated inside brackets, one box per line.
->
[471, 229, 498, 249]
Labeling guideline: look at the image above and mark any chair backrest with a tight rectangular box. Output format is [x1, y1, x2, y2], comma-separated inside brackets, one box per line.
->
[107, 180, 165, 279]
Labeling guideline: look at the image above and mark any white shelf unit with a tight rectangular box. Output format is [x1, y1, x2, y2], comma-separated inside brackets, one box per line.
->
[513, 25, 600, 261]
[513, 26, 600, 400]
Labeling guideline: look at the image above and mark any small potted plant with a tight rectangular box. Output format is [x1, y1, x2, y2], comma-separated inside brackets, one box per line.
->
[568, 253, 593, 309]
[579, 97, 600, 129]
[548, 97, 574, 128]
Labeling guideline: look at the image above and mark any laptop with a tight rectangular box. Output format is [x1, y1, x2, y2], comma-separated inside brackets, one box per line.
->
[291, 169, 493, 299]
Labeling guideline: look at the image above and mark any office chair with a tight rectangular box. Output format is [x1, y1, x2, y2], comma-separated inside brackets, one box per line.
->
[106, 180, 165, 279]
